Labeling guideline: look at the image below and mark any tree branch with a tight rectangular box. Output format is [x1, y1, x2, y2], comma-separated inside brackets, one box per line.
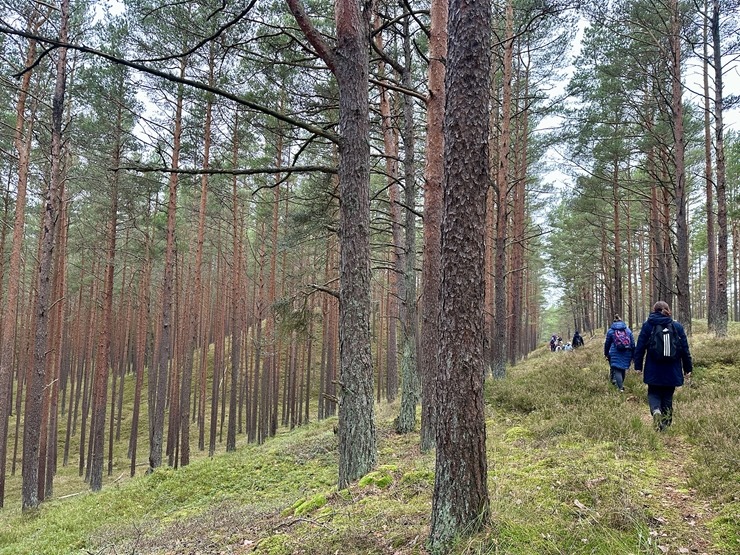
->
[307, 282, 340, 299]
[129, 0, 259, 63]
[284, 0, 337, 73]
[113, 164, 337, 176]
[0, 23, 340, 143]
[369, 77, 426, 102]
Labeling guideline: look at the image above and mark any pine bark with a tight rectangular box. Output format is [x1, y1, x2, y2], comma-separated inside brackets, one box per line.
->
[491, 0, 513, 380]
[703, 8, 717, 330]
[419, 0, 446, 452]
[227, 118, 242, 452]
[396, 13, 419, 435]
[150, 59, 186, 471]
[670, 0, 691, 331]
[22, 0, 69, 511]
[181, 49, 213, 466]
[286, 0, 377, 486]
[429, 0, 491, 544]
[711, 0, 728, 337]
[0, 20, 37, 508]
[90, 82, 121, 491]
[376, 23, 401, 403]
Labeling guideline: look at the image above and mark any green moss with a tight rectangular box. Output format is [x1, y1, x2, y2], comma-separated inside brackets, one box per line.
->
[709, 501, 740, 550]
[256, 533, 291, 554]
[281, 498, 305, 517]
[504, 425, 533, 442]
[358, 470, 394, 489]
[293, 493, 327, 516]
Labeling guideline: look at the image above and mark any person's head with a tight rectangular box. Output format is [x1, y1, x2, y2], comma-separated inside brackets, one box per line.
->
[613, 315, 622, 322]
[653, 301, 672, 317]
[575, 330, 580, 334]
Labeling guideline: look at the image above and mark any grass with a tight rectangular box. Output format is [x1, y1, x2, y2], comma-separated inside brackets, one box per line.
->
[0, 322, 738, 554]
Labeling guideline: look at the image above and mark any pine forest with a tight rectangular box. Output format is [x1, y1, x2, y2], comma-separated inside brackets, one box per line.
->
[0, 0, 738, 552]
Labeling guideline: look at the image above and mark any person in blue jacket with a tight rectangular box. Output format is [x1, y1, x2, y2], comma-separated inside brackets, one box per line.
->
[603, 315, 635, 392]
[633, 301, 693, 431]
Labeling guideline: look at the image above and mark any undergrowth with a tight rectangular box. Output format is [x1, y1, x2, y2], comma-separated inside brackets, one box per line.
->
[0, 324, 738, 554]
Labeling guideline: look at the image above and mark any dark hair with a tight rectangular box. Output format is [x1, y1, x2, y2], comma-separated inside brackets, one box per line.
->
[653, 301, 672, 317]
[613, 315, 622, 322]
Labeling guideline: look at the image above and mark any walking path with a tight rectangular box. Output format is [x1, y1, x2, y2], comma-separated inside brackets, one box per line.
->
[645, 429, 716, 554]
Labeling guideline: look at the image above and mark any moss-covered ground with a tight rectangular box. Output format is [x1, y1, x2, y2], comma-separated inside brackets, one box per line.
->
[0, 323, 738, 554]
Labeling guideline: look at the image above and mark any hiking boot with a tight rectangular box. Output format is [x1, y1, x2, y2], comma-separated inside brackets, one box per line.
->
[652, 410, 662, 431]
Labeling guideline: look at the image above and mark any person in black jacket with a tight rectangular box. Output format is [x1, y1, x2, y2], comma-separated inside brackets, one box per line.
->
[572, 330, 584, 348]
[633, 301, 693, 431]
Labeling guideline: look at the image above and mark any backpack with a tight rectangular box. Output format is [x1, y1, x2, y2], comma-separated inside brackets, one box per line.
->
[647, 323, 679, 361]
[613, 328, 631, 350]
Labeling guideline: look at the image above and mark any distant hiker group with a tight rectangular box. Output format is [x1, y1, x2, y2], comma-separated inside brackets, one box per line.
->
[550, 330, 584, 353]
[602, 301, 693, 431]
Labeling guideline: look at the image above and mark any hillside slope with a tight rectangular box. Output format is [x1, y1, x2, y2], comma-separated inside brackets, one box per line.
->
[0, 326, 738, 554]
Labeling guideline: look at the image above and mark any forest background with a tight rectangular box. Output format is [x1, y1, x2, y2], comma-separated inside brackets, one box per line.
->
[0, 0, 739, 550]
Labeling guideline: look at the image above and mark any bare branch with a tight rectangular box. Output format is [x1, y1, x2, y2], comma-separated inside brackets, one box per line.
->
[113, 164, 337, 176]
[370, 77, 426, 102]
[129, 0, 259, 63]
[0, 23, 340, 143]
[307, 283, 340, 299]
[284, 0, 337, 72]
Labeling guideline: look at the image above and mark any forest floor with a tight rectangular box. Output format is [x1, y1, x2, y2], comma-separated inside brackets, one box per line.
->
[0, 324, 738, 555]
[654, 434, 715, 555]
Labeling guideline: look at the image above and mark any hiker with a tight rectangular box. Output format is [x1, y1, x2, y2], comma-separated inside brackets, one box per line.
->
[550, 334, 557, 352]
[572, 330, 584, 348]
[633, 301, 693, 431]
[603, 315, 634, 392]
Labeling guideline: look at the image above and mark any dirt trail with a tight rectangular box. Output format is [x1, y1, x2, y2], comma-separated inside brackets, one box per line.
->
[645, 426, 717, 555]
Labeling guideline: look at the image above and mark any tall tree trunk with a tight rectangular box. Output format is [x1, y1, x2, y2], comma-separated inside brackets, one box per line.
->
[612, 156, 622, 317]
[670, 0, 691, 331]
[711, 0, 728, 337]
[0, 21, 37, 508]
[266, 110, 283, 440]
[150, 58, 186, 471]
[89, 79, 122, 491]
[429, 0, 491, 545]
[333, 5, 377, 488]
[375, 22, 401, 403]
[509, 57, 528, 364]
[286, 0, 377, 487]
[39, 198, 67, 500]
[491, 0, 513, 380]
[130, 241, 151, 477]
[227, 115, 242, 452]
[703, 6, 717, 331]
[396, 12, 419, 434]
[419, 0, 447, 452]
[22, 0, 69, 511]
[181, 47, 214, 466]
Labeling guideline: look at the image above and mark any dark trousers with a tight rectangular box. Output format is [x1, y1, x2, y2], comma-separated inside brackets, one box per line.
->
[610, 366, 626, 390]
[647, 384, 675, 426]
